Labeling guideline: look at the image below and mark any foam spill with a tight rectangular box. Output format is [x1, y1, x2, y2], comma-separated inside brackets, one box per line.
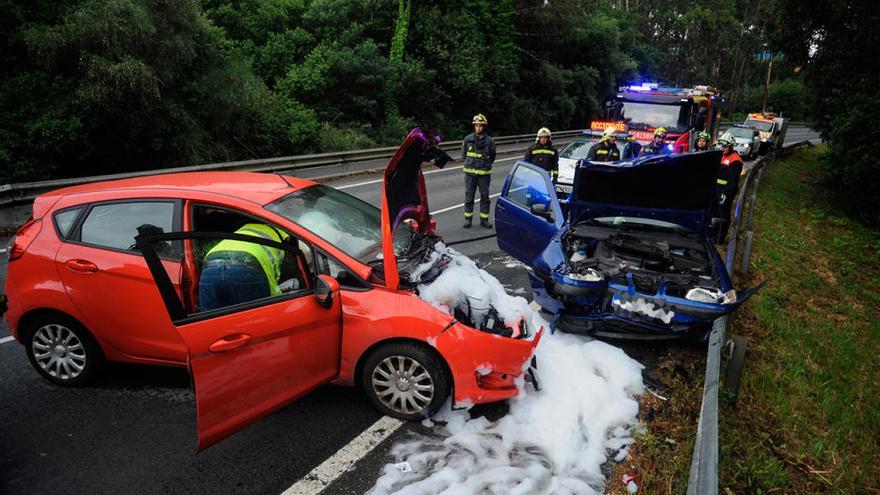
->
[415, 243, 542, 338]
[368, 332, 644, 495]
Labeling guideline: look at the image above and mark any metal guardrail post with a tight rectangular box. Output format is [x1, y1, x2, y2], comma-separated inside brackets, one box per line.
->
[741, 168, 764, 275]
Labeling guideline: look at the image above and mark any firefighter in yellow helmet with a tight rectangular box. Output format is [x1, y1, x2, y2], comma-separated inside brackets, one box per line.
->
[586, 126, 621, 162]
[524, 127, 559, 181]
[461, 114, 497, 228]
[640, 127, 672, 156]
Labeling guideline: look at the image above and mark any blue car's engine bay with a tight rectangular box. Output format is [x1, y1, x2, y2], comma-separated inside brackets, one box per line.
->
[560, 221, 725, 303]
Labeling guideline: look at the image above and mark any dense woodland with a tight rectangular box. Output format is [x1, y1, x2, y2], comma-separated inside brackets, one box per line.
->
[0, 0, 876, 223]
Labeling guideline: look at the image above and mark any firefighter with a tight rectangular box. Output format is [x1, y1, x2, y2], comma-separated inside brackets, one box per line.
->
[711, 133, 744, 243]
[524, 127, 559, 181]
[622, 134, 643, 160]
[693, 131, 712, 152]
[199, 223, 289, 311]
[462, 113, 497, 228]
[640, 127, 671, 156]
[586, 126, 621, 162]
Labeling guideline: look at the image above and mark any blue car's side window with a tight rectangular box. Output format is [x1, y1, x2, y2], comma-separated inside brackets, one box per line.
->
[506, 165, 551, 209]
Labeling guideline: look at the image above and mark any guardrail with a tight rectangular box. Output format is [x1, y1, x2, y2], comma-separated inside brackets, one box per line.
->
[0, 129, 585, 231]
[686, 139, 815, 495]
[0, 129, 584, 208]
[0, 123, 812, 232]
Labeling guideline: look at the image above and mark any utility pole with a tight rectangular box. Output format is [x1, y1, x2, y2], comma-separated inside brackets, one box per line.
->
[762, 51, 773, 114]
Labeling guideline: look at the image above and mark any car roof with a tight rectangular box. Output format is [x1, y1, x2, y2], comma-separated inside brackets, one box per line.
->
[40, 172, 314, 206]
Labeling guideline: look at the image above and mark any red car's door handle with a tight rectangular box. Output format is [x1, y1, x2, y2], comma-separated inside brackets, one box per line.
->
[208, 334, 252, 353]
[66, 259, 98, 273]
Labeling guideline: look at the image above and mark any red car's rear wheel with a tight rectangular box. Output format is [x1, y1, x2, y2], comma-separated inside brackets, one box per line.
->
[24, 314, 102, 386]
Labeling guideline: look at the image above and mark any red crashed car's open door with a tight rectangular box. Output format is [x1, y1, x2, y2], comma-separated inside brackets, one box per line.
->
[380, 128, 453, 290]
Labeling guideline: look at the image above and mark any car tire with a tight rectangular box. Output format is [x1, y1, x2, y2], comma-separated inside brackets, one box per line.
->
[361, 342, 450, 421]
[24, 314, 103, 387]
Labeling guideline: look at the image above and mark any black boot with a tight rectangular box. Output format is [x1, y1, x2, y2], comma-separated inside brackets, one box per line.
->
[480, 218, 493, 229]
[463, 217, 472, 228]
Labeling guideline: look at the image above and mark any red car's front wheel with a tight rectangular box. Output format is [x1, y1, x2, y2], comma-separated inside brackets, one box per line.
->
[362, 342, 450, 420]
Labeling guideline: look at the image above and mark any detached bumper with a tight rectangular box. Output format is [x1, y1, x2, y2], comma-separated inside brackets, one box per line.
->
[435, 321, 542, 407]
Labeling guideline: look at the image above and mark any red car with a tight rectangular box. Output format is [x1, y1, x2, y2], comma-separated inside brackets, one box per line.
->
[2, 129, 541, 449]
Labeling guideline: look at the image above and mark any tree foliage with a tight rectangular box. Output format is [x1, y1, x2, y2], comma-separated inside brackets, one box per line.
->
[0, 0, 873, 222]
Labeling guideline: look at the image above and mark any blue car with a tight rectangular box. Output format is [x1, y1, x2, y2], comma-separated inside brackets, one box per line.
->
[495, 151, 763, 339]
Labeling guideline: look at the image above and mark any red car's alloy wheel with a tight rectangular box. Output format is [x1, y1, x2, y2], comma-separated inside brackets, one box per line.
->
[362, 342, 450, 420]
[372, 355, 435, 415]
[32, 324, 87, 380]
[24, 315, 102, 387]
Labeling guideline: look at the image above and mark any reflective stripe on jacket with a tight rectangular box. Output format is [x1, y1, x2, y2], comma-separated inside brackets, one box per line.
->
[461, 132, 496, 174]
[524, 142, 559, 175]
[717, 152, 743, 195]
[206, 223, 288, 295]
[586, 141, 621, 162]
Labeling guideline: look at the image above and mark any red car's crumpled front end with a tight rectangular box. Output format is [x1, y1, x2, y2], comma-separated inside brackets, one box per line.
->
[435, 321, 543, 406]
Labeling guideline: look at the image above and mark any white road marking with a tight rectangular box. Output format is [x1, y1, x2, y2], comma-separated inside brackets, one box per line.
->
[0, 336, 15, 344]
[281, 415, 404, 495]
[431, 192, 503, 215]
[336, 155, 521, 190]
[0, 248, 6, 253]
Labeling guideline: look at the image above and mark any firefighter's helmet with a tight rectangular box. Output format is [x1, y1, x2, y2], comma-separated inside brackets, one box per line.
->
[653, 127, 668, 138]
[601, 126, 617, 142]
[536, 127, 552, 140]
[717, 132, 735, 147]
[696, 131, 712, 141]
[472, 114, 488, 125]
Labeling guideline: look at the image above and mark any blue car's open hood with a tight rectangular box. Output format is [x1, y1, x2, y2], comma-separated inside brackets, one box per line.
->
[570, 151, 722, 233]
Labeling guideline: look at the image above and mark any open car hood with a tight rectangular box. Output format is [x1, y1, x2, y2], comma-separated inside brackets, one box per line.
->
[571, 151, 721, 233]
[381, 128, 453, 290]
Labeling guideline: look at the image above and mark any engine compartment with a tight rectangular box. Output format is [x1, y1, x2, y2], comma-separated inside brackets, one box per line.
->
[560, 220, 726, 301]
[392, 228, 535, 339]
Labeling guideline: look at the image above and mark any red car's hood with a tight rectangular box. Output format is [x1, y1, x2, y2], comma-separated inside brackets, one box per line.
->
[381, 128, 453, 289]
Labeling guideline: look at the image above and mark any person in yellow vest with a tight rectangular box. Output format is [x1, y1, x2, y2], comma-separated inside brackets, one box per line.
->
[199, 223, 290, 311]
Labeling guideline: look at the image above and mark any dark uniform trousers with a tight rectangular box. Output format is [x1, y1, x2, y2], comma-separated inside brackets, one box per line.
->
[461, 132, 496, 221]
[464, 174, 491, 220]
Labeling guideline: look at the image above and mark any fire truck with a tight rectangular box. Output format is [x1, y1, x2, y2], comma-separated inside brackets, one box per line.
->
[743, 112, 788, 154]
[591, 83, 724, 153]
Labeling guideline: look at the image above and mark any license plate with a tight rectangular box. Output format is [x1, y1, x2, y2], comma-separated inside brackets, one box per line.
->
[555, 184, 573, 194]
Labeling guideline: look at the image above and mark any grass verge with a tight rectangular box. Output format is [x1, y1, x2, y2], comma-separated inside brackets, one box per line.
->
[720, 146, 879, 493]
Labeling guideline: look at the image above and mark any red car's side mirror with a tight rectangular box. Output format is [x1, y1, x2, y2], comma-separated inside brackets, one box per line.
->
[315, 274, 340, 309]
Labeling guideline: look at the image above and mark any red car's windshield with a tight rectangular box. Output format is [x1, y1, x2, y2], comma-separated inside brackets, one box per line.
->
[266, 184, 413, 264]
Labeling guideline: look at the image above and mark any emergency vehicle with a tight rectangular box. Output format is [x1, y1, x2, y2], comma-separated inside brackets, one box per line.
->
[743, 113, 788, 154]
[593, 83, 724, 153]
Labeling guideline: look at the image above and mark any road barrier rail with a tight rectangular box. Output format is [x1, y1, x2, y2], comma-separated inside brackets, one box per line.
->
[686, 138, 815, 495]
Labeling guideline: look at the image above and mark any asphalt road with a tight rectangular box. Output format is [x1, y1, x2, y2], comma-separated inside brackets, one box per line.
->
[0, 128, 822, 495]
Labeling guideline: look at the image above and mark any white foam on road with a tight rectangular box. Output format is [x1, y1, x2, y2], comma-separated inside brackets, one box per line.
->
[367, 332, 644, 495]
[282, 415, 404, 495]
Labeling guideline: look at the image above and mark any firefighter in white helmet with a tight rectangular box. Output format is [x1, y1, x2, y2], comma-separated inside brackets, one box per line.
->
[587, 126, 621, 162]
[524, 127, 559, 181]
